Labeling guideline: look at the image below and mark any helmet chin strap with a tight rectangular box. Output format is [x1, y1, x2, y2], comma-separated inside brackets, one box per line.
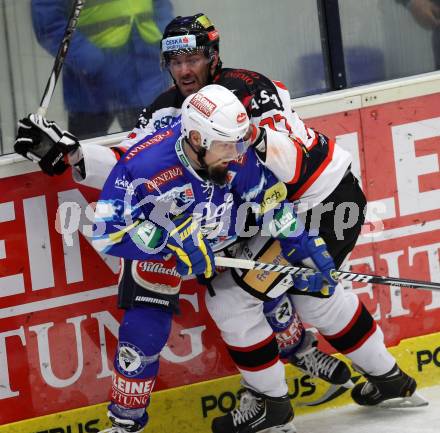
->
[184, 137, 208, 170]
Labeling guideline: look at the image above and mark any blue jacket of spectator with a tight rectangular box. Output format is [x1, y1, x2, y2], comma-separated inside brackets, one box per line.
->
[31, 0, 173, 114]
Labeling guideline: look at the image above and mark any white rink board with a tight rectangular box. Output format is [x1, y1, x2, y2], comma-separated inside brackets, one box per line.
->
[2, 70, 440, 178]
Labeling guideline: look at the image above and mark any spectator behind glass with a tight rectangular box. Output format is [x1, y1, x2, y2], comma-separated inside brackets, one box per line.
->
[397, 0, 440, 68]
[31, 0, 173, 139]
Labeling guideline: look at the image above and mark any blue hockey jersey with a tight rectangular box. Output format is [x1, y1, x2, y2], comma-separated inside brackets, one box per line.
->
[93, 119, 306, 261]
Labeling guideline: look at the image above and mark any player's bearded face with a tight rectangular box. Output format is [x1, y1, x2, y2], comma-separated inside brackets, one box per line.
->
[204, 140, 242, 185]
[206, 160, 229, 185]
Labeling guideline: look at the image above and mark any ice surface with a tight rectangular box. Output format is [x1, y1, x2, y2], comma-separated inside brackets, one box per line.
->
[295, 385, 440, 433]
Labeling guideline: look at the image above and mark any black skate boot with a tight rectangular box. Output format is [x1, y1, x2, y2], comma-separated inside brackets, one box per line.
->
[351, 363, 428, 408]
[289, 330, 353, 387]
[211, 388, 296, 433]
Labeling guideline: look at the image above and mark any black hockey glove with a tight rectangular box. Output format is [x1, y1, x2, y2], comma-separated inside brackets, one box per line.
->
[14, 114, 80, 176]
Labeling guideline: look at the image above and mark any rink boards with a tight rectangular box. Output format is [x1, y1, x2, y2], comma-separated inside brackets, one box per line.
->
[0, 71, 440, 431]
[1, 331, 440, 433]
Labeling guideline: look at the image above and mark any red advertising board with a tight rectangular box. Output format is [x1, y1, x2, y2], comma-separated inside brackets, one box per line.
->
[0, 173, 235, 424]
[1, 91, 439, 425]
[307, 93, 440, 349]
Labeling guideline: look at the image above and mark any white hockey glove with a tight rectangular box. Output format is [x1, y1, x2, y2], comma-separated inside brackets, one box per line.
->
[15, 114, 81, 176]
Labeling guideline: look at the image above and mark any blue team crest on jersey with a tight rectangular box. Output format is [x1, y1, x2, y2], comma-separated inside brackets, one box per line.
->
[116, 342, 159, 377]
[157, 183, 195, 214]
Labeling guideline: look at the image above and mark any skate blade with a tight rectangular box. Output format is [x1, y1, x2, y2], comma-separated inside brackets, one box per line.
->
[259, 418, 297, 433]
[377, 391, 429, 408]
[342, 378, 354, 389]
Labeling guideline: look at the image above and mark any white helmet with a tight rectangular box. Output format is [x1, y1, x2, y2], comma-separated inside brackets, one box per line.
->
[181, 84, 250, 150]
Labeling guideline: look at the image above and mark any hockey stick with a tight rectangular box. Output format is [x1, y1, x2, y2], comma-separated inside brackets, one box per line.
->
[214, 256, 440, 292]
[37, 0, 85, 117]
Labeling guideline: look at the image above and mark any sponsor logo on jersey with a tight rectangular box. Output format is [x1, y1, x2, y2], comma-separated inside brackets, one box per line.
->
[271, 208, 297, 238]
[132, 258, 182, 295]
[255, 252, 286, 283]
[125, 129, 173, 161]
[133, 220, 162, 250]
[190, 93, 217, 117]
[162, 34, 197, 52]
[224, 69, 261, 85]
[114, 175, 134, 194]
[111, 370, 156, 408]
[260, 182, 287, 214]
[146, 166, 183, 192]
[157, 183, 195, 214]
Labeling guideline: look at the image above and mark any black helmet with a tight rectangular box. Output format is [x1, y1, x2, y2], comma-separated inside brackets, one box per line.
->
[161, 13, 220, 69]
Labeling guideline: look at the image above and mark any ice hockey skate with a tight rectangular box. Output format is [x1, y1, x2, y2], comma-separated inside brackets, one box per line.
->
[98, 426, 143, 433]
[211, 387, 296, 433]
[289, 330, 353, 388]
[351, 363, 428, 408]
[97, 410, 145, 433]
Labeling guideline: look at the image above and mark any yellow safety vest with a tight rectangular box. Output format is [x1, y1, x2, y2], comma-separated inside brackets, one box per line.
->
[77, 0, 162, 48]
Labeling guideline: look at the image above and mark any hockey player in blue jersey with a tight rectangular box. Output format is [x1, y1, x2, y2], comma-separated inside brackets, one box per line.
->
[93, 85, 344, 433]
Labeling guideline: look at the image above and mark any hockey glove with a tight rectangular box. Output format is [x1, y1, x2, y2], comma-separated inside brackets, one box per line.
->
[281, 236, 338, 296]
[271, 207, 337, 296]
[293, 270, 326, 294]
[14, 114, 80, 176]
[164, 214, 215, 279]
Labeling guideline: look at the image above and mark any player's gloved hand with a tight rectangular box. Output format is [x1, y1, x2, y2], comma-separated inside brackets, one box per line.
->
[292, 270, 337, 297]
[164, 213, 215, 279]
[292, 270, 325, 293]
[14, 114, 80, 176]
[281, 236, 338, 296]
[271, 206, 337, 296]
